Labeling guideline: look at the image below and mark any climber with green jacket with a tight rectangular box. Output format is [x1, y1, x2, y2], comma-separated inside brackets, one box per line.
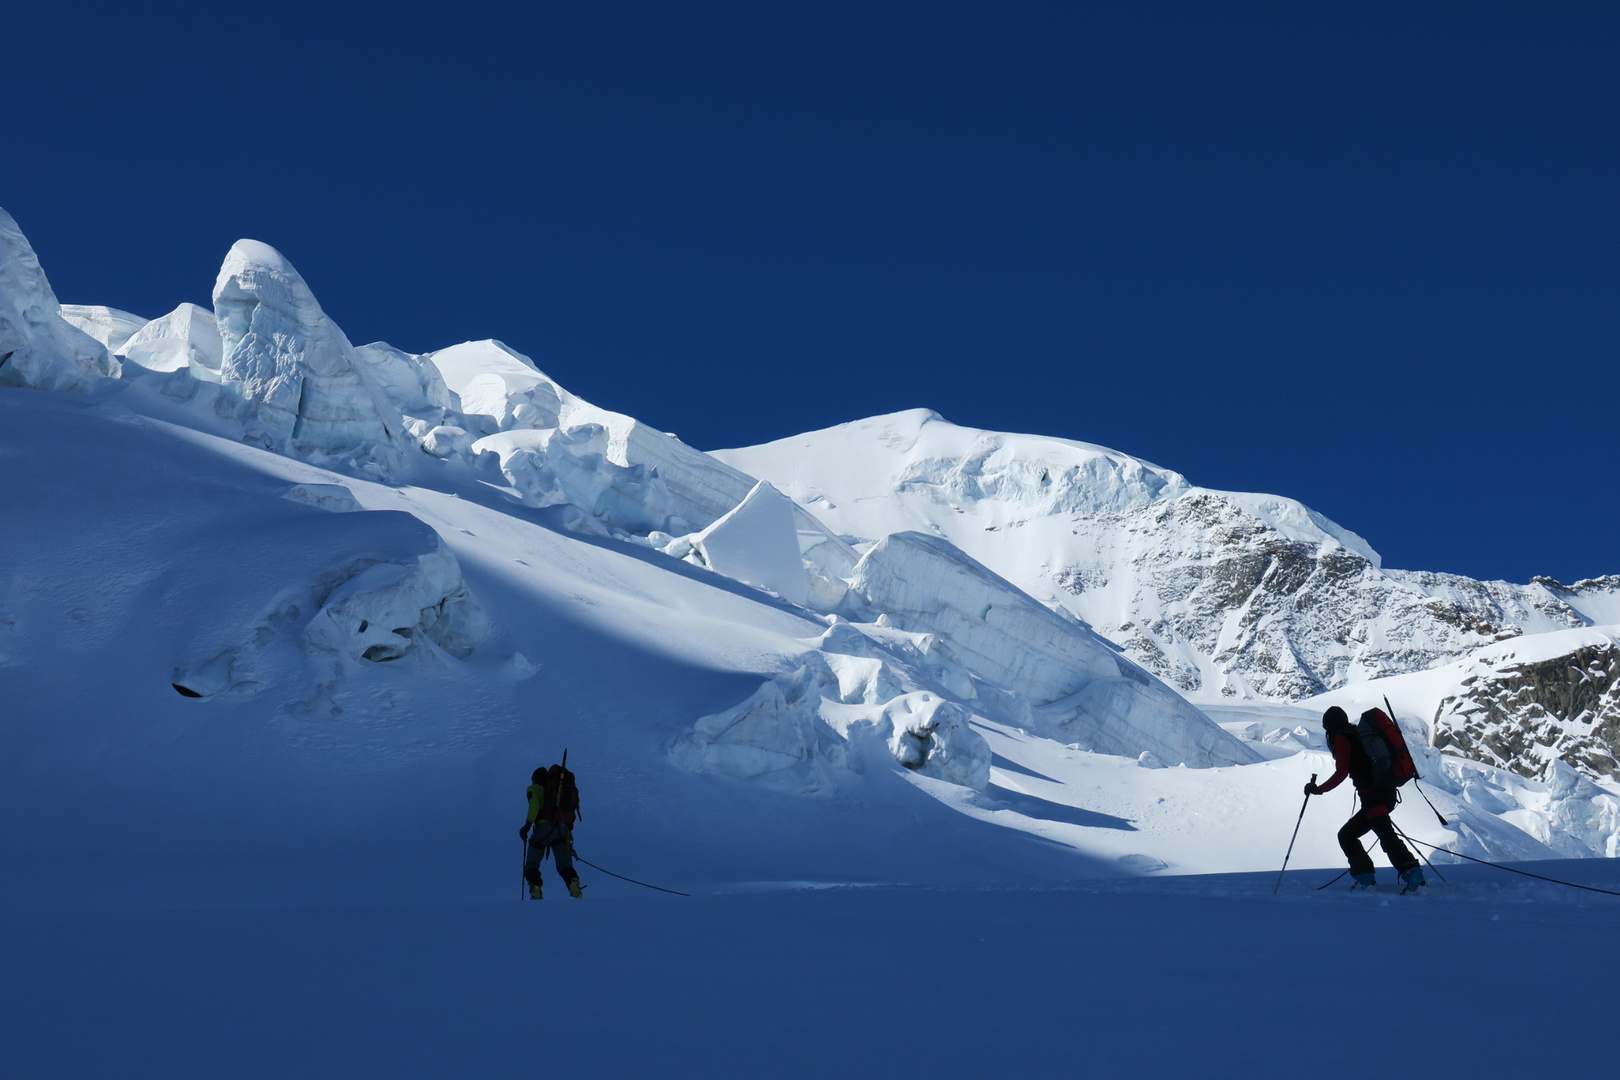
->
[520, 761, 583, 900]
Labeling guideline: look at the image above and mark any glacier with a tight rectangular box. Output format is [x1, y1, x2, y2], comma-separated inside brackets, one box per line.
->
[213, 239, 404, 473]
[2, 203, 1617, 912]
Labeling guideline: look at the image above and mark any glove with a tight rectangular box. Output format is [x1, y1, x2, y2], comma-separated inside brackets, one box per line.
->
[518, 824, 531, 841]
[1304, 781, 1321, 796]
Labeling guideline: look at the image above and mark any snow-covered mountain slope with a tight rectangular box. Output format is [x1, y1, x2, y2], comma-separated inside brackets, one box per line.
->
[716, 410, 1618, 702]
[1, 204, 1612, 901]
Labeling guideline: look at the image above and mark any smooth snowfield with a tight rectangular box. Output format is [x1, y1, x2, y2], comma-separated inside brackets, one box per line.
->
[4, 869, 1616, 1078]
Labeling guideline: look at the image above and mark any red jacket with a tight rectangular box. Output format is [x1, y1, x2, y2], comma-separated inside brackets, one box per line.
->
[1317, 731, 1393, 816]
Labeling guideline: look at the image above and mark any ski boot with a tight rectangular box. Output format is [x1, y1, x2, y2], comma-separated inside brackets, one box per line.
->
[1349, 873, 1378, 892]
[1399, 866, 1427, 895]
[529, 884, 544, 900]
[567, 878, 584, 899]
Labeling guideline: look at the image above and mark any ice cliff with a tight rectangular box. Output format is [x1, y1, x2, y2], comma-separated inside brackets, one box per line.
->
[212, 240, 404, 474]
[0, 209, 120, 392]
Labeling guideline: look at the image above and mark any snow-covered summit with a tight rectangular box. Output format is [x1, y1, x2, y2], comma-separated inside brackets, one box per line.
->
[717, 410, 1606, 701]
[716, 409, 1377, 560]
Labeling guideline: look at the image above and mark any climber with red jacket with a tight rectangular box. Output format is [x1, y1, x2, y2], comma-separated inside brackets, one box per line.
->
[1306, 706, 1425, 893]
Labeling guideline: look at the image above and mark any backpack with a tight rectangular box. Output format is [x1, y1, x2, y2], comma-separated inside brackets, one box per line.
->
[1354, 708, 1418, 788]
[539, 764, 581, 824]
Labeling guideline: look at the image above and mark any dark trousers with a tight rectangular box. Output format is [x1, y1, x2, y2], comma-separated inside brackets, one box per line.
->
[523, 822, 577, 887]
[1338, 792, 1417, 877]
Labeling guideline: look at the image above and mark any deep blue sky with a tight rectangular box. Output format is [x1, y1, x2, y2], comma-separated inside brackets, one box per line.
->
[6, 2, 1616, 584]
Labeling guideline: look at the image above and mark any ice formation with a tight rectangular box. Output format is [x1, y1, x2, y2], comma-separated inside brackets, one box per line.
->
[283, 483, 363, 513]
[474, 425, 674, 533]
[170, 520, 491, 701]
[303, 540, 491, 665]
[670, 653, 992, 794]
[213, 240, 402, 471]
[119, 302, 223, 379]
[844, 531, 1258, 767]
[428, 339, 757, 532]
[846, 531, 1123, 702]
[57, 304, 149, 355]
[353, 341, 453, 419]
[689, 481, 810, 606]
[1035, 676, 1258, 768]
[0, 208, 121, 391]
[851, 691, 991, 790]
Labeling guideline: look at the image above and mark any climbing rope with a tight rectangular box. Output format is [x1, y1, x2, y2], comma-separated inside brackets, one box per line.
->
[1399, 835, 1620, 899]
[571, 851, 690, 897]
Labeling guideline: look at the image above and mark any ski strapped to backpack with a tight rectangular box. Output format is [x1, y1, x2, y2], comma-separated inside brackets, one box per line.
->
[535, 754, 582, 825]
[1372, 696, 1448, 826]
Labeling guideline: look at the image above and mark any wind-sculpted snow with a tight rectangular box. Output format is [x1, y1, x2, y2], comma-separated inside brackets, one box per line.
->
[0, 208, 120, 391]
[213, 240, 403, 473]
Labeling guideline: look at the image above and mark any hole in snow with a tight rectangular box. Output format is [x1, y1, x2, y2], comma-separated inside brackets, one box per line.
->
[357, 620, 369, 632]
[362, 645, 404, 662]
[392, 627, 413, 638]
[172, 683, 204, 698]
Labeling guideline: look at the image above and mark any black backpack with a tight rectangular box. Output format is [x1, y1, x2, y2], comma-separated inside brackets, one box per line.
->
[1353, 708, 1419, 789]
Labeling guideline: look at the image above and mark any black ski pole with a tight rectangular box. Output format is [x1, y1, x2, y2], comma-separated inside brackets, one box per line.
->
[1385, 695, 1448, 826]
[521, 838, 529, 900]
[1274, 773, 1317, 896]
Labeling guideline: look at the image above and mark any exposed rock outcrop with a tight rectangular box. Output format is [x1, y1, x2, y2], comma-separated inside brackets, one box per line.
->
[1433, 640, 1620, 783]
